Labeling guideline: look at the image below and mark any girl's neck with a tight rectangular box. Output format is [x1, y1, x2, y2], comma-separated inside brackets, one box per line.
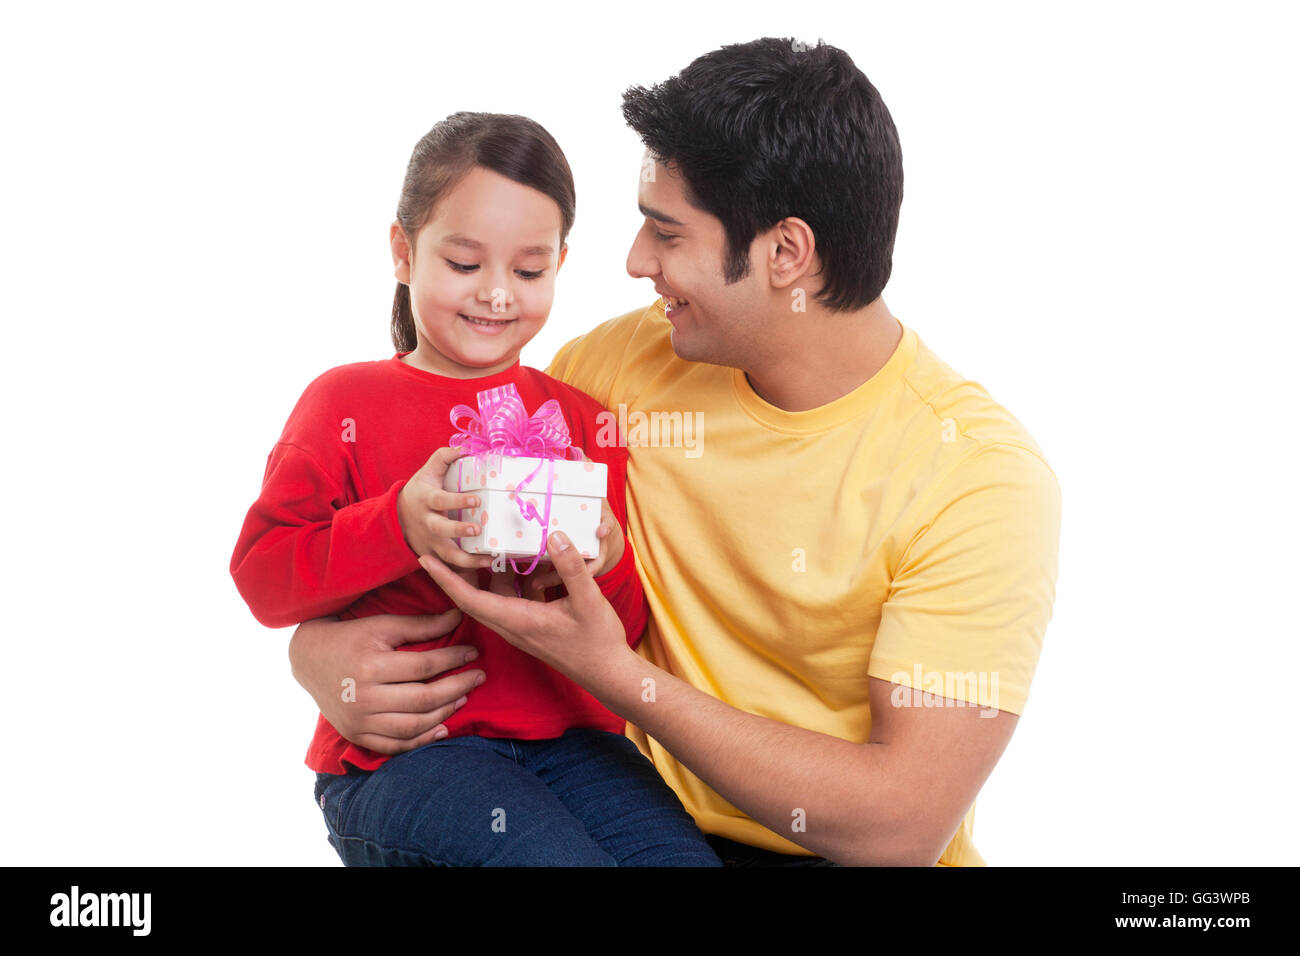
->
[401, 344, 521, 380]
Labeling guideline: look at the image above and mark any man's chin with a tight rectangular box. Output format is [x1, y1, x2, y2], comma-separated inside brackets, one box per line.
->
[667, 327, 696, 362]
[668, 327, 698, 359]
[665, 330, 717, 369]
[668, 329, 730, 369]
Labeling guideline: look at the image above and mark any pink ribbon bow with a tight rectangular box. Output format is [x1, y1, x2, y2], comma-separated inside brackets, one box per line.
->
[449, 383, 578, 460]
[448, 384, 584, 577]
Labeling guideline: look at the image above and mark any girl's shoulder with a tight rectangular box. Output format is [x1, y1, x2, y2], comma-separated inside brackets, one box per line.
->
[271, 358, 406, 437]
[291, 356, 402, 403]
[515, 365, 620, 462]
[516, 365, 609, 418]
[305, 356, 400, 390]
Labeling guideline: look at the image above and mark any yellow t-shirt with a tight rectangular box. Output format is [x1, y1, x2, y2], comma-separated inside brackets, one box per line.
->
[546, 301, 1062, 866]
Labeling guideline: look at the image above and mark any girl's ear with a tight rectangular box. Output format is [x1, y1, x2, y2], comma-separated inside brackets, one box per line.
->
[391, 221, 413, 282]
[556, 243, 568, 273]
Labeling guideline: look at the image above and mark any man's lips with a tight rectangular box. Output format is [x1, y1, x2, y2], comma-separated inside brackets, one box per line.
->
[657, 292, 690, 315]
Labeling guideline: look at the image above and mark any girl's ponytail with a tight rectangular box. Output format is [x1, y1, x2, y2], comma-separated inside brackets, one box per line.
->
[391, 282, 416, 353]
[390, 113, 576, 353]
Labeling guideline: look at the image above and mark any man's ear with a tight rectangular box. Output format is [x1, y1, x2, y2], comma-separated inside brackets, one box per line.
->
[391, 220, 413, 283]
[766, 216, 818, 292]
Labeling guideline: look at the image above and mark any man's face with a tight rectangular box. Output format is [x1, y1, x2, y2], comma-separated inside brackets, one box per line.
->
[626, 153, 764, 367]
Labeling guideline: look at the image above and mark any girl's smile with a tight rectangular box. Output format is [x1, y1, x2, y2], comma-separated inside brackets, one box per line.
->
[459, 312, 518, 334]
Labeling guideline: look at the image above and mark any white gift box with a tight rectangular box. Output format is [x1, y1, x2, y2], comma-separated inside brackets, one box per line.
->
[443, 454, 607, 561]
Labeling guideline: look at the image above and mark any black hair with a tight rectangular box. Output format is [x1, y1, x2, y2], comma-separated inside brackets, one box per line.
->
[621, 38, 902, 311]
[391, 113, 576, 351]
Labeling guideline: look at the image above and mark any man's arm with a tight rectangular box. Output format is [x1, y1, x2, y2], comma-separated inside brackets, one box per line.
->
[419, 535, 1016, 866]
[592, 653, 1015, 866]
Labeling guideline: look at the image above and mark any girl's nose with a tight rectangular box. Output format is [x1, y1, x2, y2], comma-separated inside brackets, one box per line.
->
[478, 282, 514, 315]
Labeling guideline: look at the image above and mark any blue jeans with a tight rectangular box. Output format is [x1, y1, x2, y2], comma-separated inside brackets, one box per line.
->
[313, 728, 723, 866]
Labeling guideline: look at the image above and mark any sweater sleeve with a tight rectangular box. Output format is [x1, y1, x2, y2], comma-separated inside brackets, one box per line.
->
[229, 439, 421, 629]
[593, 536, 649, 650]
[586, 430, 648, 650]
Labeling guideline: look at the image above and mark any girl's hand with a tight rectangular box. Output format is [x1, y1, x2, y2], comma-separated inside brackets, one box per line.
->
[398, 446, 495, 571]
[526, 498, 624, 591]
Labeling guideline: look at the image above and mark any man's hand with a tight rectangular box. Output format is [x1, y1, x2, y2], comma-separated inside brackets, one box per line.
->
[419, 531, 634, 685]
[288, 611, 486, 754]
[525, 498, 624, 591]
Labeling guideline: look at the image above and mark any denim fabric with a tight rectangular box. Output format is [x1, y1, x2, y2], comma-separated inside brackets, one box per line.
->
[313, 727, 723, 866]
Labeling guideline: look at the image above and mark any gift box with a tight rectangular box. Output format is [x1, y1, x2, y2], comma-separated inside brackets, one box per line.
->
[440, 383, 607, 571]
[445, 454, 606, 562]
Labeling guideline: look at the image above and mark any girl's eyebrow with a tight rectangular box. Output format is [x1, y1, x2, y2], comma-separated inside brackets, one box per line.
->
[441, 234, 553, 256]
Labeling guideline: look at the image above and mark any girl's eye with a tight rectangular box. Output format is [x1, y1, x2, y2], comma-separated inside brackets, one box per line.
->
[516, 270, 544, 280]
[445, 259, 478, 273]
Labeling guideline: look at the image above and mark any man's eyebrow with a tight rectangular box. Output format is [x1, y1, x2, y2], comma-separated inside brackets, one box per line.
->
[441, 234, 553, 256]
[638, 204, 685, 227]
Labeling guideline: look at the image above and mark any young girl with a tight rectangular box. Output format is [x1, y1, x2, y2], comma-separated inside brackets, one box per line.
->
[230, 113, 721, 866]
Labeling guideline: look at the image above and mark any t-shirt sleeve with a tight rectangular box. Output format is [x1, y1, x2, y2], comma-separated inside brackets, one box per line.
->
[867, 442, 1062, 716]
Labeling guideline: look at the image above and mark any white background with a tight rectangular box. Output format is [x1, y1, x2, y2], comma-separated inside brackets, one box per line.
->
[2, 0, 1296, 866]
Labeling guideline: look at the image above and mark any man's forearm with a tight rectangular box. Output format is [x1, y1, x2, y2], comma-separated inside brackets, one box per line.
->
[596, 649, 949, 866]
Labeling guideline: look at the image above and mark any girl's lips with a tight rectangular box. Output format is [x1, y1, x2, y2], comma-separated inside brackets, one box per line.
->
[459, 313, 516, 336]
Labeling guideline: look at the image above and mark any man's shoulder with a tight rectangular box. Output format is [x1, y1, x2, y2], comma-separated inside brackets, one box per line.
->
[546, 301, 675, 405]
[899, 330, 1054, 475]
[517, 365, 612, 419]
[556, 300, 670, 358]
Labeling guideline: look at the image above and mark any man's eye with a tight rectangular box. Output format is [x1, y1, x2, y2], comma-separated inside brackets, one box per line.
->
[446, 259, 478, 273]
[516, 269, 544, 280]
[653, 230, 679, 242]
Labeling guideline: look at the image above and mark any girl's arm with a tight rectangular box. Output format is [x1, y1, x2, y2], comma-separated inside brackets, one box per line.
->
[229, 440, 421, 628]
[589, 505, 650, 649]
[525, 437, 648, 648]
[576, 404, 648, 648]
[232, 440, 490, 629]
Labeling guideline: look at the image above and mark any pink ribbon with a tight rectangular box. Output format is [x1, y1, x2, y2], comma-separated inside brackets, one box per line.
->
[449, 384, 584, 577]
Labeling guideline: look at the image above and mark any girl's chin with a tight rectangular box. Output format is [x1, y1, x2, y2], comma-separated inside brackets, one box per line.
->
[453, 345, 519, 372]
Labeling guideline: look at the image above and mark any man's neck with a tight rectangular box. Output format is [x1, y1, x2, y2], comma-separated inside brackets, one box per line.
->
[742, 297, 904, 412]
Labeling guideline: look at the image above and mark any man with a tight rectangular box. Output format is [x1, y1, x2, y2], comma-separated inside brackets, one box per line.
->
[288, 37, 1061, 866]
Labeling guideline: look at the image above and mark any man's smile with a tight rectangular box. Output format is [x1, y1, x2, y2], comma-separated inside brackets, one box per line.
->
[657, 291, 690, 317]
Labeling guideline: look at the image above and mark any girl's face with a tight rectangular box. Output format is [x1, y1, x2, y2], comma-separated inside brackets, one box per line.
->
[392, 165, 567, 378]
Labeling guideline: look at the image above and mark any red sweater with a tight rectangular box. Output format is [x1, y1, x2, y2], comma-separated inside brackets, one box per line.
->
[230, 355, 649, 774]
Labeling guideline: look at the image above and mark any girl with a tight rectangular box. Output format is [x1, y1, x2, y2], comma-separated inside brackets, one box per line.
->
[230, 113, 721, 866]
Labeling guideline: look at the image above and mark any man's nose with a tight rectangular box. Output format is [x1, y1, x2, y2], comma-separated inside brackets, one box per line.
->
[626, 232, 658, 280]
